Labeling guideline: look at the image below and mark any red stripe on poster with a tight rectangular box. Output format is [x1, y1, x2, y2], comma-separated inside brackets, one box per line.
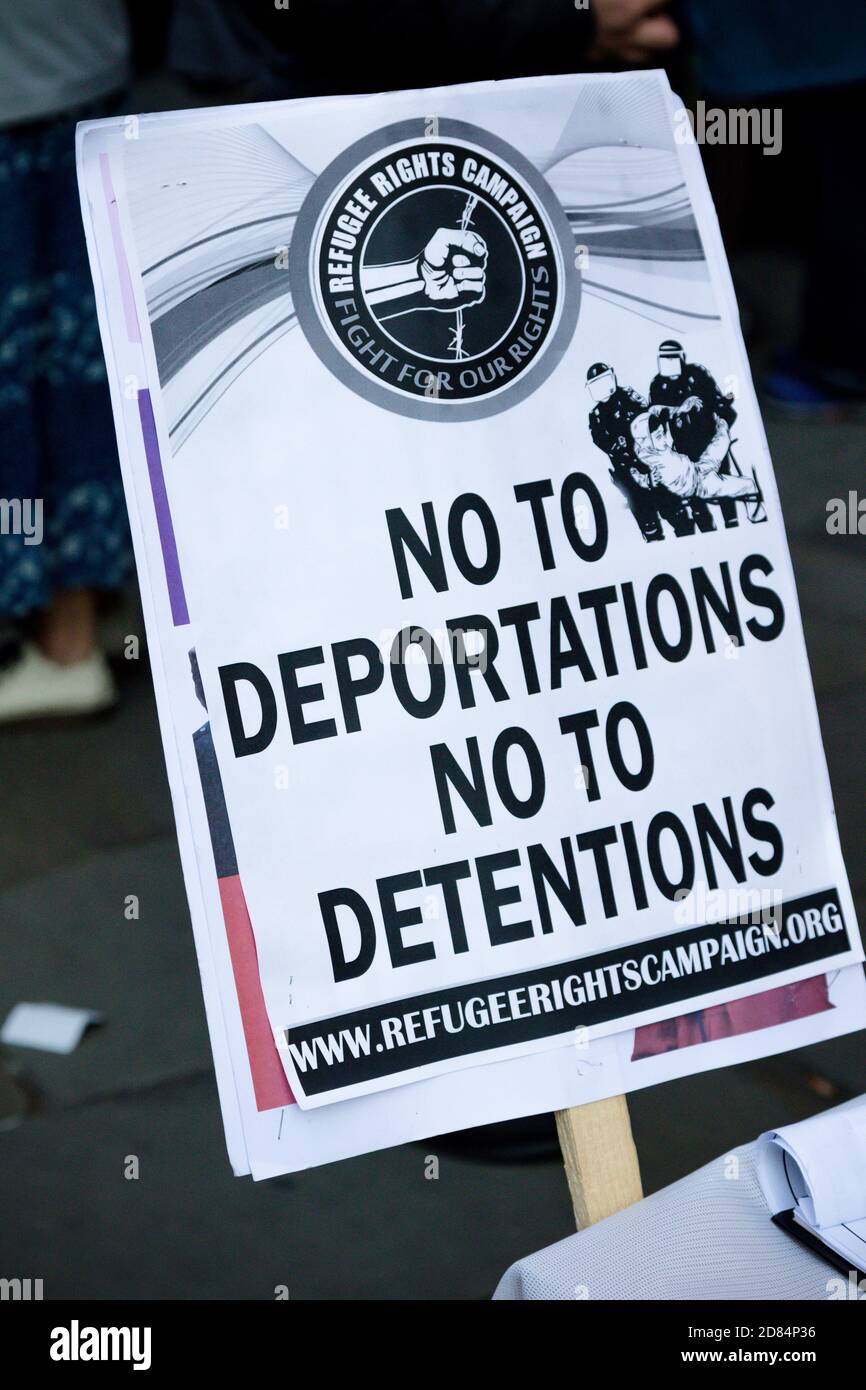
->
[218, 874, 294, 1111]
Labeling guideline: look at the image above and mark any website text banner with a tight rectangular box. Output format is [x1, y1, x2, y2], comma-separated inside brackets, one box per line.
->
[107, 72, 860, 1107]
[283, 891, 850, 1101]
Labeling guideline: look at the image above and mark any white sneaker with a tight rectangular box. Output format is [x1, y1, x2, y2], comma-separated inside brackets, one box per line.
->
[0, 643, 117, 723]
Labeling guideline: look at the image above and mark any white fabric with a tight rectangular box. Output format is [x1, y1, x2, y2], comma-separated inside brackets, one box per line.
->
[493, 1141, 838, 1300]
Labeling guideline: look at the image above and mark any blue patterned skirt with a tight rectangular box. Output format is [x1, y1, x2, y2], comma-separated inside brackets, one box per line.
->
[0, 103, 132, 617]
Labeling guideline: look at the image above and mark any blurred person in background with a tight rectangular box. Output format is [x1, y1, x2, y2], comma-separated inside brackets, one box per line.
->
[0, 0, 134, 722]
[169, 0, 682, 99]
[684, 0, 866, 414]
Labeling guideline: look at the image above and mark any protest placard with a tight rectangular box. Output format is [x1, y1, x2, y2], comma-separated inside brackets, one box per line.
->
[78, 72, 864, 1166]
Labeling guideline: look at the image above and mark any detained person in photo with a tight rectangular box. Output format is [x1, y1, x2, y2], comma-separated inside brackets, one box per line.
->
[631, 397, 765, 519]
[586, 361, 697, 543]
[588, 341, 767, 540]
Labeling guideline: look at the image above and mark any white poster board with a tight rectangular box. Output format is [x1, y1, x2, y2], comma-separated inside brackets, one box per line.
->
[77, 71, 864, 1166]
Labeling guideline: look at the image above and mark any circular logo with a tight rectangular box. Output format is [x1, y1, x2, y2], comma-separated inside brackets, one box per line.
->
[291, 119, 580, 421]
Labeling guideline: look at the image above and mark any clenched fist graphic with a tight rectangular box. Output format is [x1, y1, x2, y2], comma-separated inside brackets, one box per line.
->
[417, 229, 487, 308]
[361, 227, 488, 317]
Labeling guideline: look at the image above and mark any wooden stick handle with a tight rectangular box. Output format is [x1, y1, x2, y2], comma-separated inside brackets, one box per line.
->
[555, 1095, 643, 1229]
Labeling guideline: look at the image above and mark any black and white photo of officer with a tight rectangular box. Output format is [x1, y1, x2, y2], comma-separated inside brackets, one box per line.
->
[587, 362, 661, 541]
[648, 339, 739, 528]
[649, 340, 765, 524]
[649, 340, 735, 422]
[586, 362, 696, 542]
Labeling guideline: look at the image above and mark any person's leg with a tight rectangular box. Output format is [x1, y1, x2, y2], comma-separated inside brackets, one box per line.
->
[628, 481, 665, 541]
[655, 488, 696, 537]
[0, 119, 48, 625]
[610, 468, 664, 540]
[36, 101, 132, 642]
[37, 587, 99, 665]
[0, 109, 123, 720]
[688, 498, 716, 532]
[696, 470, 756, 501]
[696, 467, 767, 524]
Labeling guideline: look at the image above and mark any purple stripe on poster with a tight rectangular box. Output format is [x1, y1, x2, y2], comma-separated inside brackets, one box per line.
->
[98, 152, 141, 345]
[138, 390, 190, 626]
